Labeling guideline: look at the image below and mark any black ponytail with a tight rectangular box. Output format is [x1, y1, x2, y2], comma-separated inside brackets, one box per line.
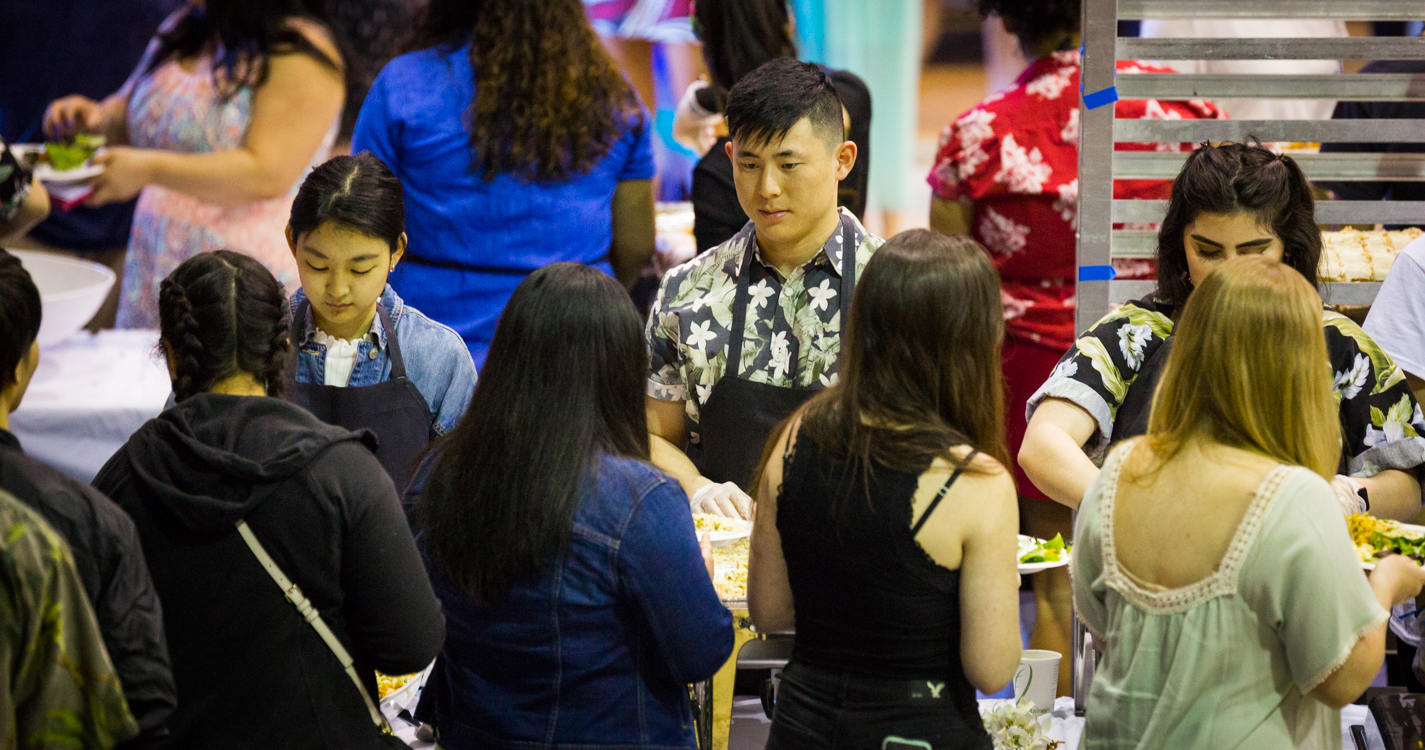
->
[289, 152, 405, 252]
[158, 251, 290, 401]
[1156, 142, 1321, 303]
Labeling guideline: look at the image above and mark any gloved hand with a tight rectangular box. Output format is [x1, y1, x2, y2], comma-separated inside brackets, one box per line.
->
[1332, 474, 1368, 517]
[690, 480, 752, 520]
[672, 80, 722, 156]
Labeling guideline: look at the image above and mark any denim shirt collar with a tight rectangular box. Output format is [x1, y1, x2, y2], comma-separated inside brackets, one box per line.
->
[290, 284, 404, 350]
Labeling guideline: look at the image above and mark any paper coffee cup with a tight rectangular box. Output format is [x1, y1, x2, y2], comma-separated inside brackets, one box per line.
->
[1012, 649, 1061, 715]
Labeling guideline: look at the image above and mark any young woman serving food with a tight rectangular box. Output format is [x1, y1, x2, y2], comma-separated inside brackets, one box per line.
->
[1020, 142, 1425, 521]
[285, 153, 477, 487]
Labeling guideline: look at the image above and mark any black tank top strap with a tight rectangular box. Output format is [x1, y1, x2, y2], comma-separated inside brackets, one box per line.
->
[911, 451, 978, 537]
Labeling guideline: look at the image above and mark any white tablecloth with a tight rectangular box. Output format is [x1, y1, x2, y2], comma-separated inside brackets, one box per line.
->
[10, 330, 170, 483]
[978, 698, 1385, 750]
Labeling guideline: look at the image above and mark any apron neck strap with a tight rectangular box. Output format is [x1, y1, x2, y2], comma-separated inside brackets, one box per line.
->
[376, 304, 408, 379]
[726, 215, 857, 380]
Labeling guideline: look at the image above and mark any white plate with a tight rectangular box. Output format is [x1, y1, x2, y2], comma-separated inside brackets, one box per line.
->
[1358, 521, 1425, 571]
[694, 514, 751, 547]
[10, 144, 104, 184]
[1018, 534, 1070, 574]
[379, 663, 432, 710]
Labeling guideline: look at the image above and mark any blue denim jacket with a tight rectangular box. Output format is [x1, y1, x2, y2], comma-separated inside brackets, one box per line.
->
[405, 454, 735, 750]
[289, 285, 478, 435]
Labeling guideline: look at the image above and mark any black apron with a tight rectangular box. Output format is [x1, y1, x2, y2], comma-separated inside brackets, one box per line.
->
[285, 301, 435, 488]
[697, 216, 858, 490]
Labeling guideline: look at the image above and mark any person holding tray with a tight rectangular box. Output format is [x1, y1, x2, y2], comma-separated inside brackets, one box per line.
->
[1021, 142, 1425, 521]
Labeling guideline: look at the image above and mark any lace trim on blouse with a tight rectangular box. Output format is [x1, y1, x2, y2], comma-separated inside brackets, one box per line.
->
[1099, 438, 1297, 615]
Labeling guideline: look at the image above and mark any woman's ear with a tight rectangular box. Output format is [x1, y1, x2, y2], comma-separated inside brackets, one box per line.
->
[390, 232, 407, 273]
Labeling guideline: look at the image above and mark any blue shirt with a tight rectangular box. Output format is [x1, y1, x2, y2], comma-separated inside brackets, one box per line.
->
[351, 43, 656, 368]
[289, 284, 477, 435]
[405, 454, 733, 749]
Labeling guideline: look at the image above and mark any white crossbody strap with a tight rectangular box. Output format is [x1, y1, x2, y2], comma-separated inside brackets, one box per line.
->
[235, 520, 392, 733]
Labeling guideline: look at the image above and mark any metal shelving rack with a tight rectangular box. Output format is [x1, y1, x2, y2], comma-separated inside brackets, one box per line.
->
[1073, 0, 1425, 712]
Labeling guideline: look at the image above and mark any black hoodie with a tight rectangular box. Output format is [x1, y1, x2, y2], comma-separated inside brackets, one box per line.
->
[94, 394, 444, 750]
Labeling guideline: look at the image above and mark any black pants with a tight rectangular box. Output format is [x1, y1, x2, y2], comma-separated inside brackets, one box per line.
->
[765, 662, 993, 750]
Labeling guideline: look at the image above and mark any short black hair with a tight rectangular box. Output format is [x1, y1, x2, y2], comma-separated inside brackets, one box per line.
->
[1157, 142, 1321, 303]
[725, 57, 844, 150]
[289, 152, 405, 252]
[0, 250, 41, 392]
[977, 0, 1079, 48]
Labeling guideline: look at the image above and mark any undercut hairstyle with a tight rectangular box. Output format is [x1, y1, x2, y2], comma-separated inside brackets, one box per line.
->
[976, 0, 1080, 49]
[158, 251, 290, 402]
[778, 229, 1010, 526]
[415, 0, 644, 183]
[148, 0, 345, 98]
[725, 57, 845, 150]
[419, 263, 651, 603]
[692, 0, 797, 114]
[1157, 142, 1321, 303]
[289, 152, 405, 252]
[0, 250, 42, 391]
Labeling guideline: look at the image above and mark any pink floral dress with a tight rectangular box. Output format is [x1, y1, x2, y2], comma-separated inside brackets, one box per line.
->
[116, 22, 335, 329]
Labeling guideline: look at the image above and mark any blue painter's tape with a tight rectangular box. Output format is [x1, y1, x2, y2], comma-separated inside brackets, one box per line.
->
[1079, 265, 1117, 282]
[1083, 86, 1119, 110]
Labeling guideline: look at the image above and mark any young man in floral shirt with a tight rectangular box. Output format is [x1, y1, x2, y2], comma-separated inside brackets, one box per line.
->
[646, 58, 883, 518]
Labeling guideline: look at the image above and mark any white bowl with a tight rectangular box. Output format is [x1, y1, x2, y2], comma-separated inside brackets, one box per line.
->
[12, 250, 116, 347]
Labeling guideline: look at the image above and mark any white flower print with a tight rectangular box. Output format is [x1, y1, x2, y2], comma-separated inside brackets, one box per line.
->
[686, 320, 717, 351]
[1118, 323, 1153, 371]
[955, 108, 997, 152]
[819, 372, 839, 387]
[1002, 289, 1032, 321]
[1333, 353, 1371, 402]
[958, 148, 990, 182]
[807, 279, 838, 312]
[1050, 358, 1078, 381]
[1051, 50, 1080, 66]
[994, 134, 1053, 194]
[696, 383, 713, 404]
[688, 293, 708, 314]
[769, 331, 792, 380]
[1366, 395, 1419, 448]
[1053, 179, 1078, 225]
[1025, 67, 1074, 101]
[748, 279, 774, 311]
[1060, 108, 1079, 143]
[978, 207, 1030, 257]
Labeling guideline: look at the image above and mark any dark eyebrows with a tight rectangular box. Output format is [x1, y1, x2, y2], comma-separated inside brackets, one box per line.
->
[1189, 234, 1223, 249]
[302, 246, 329, 260]
[349, 254, 382, 263]
[1235, 238, 1273, 249]
[736, 149, 798, 159]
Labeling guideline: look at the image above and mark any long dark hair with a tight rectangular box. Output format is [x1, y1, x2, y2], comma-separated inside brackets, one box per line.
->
[793, 230, 1009, 518]
[1157, 142, 1321, 303]
[414, 0, 643, 183]
[0, 251, 41, 392]
[148, 0, 344, 96]
[692, 0, 796, 114]
[976, 0, 1079, 48]
[158, 251, 290, 402]
[289, 152, 405, 252]
[419, 263, 650, 603]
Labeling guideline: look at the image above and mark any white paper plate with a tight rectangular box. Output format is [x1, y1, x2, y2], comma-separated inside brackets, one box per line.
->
[694, 514, 751, 547]
[1018, 534, 1070, 574]
[379, 663, 432, 710]
[10, 144, 104, 184]
[1358, 522, 1425, 571]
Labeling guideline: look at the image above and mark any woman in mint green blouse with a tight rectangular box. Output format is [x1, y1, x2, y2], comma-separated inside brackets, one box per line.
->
[1072, 256, 1425, 749]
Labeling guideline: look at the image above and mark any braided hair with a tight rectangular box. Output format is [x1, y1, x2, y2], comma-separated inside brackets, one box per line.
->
[158, 250, 290, 401]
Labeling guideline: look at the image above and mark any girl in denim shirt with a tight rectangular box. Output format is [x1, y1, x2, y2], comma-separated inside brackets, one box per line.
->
[284, 153, 477, 488]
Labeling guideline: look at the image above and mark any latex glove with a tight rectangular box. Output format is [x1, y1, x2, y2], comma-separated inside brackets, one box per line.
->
[1332, 474, 1368, 517]
[671, 80, 722, 157]
[690, 480, 752, 520]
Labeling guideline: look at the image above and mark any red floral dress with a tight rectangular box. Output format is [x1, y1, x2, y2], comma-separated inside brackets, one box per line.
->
[927, 50, 1226, 500]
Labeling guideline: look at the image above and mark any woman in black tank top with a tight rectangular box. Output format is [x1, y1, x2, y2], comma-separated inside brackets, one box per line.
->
[747, 230, 1024, 750]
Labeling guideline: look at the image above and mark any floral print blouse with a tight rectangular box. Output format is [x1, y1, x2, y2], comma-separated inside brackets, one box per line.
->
[646, 210, 883, 445]
[0, 139, 31, 224]
[1028, 295, 1425, 477]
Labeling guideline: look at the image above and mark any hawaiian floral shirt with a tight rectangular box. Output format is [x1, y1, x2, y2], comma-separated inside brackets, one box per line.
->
[1027, 295, 1425, 477]
[0, 140, 32, 224]
[927, 51, 1227, 352]
[647, 209, 883, 444]
[0, 489, 139, 749]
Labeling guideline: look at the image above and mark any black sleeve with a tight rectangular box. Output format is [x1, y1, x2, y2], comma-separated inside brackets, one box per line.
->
[1318, 100, 1391, 201]
[90, 491, 177, 744]
[691, 139, 749, 252]
[332, 443, 445, 676]
[830, 68, 871, 220]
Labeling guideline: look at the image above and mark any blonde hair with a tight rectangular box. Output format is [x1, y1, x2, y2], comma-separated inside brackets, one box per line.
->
[1143, 255, 1339, 480]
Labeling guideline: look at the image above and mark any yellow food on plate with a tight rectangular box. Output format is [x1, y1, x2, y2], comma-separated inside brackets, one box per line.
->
[377, 671, 419, 700]
[1348, 513, 1425, 565]
[693, 513, 747, 533]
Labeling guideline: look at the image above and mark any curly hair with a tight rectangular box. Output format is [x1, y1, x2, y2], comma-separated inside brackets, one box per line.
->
[416, 0, 644, 183]
[1156, 142, 1321, 303]
[158, 251, 290, 402]
[977, 0, 1079, 47]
